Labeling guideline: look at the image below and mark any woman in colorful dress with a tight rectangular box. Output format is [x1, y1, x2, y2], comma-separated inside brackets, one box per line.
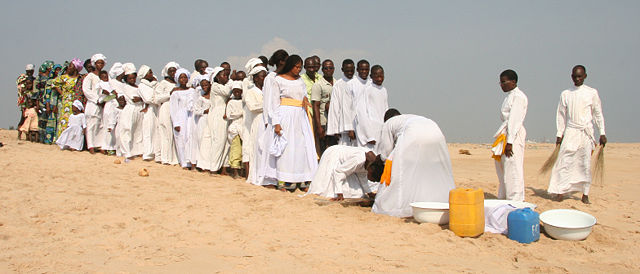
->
[35, 61, 53, 143]
[42, 64, 63, 144]
[54, 59, 83, 138]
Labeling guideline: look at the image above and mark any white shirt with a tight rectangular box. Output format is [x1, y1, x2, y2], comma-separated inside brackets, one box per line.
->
[556, 84, 605, 137]
[498, 87, 528, 144]
[82, 73, 101, 116]
[354, 82, 388, 145]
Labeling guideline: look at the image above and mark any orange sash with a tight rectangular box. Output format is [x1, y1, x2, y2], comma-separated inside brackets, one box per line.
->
[491, 134, 506, 161]
[380, 160, 393, 186]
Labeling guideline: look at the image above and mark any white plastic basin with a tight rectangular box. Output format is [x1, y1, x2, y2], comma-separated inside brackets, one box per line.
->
[540, 209, 596, 241]
[410, 202, 449, 224]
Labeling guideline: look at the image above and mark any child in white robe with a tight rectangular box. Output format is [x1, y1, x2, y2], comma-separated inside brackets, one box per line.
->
[98, 70, 118, 153]
[170, 68, 192, 168]
[56, 100, 86, 151]
[226, 83, 244, 178]
[190, 78, 212, 168]
[105, 95, 125, 154]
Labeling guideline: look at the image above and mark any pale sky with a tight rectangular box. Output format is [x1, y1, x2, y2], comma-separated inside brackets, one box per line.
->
[2, 0, 638, 142]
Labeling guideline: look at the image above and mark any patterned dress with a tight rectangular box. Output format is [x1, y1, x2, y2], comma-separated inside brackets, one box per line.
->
[74, 74, 88, 105]
[54, 75, 80, 137]
[34, 74, 49, 142]
[42, 77, 59, 144]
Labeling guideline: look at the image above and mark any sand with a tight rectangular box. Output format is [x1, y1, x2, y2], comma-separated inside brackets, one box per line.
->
[1, 128, 639, 273]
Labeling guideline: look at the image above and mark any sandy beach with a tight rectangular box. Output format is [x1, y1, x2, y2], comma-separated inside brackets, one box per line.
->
[0, 128, 639, 273]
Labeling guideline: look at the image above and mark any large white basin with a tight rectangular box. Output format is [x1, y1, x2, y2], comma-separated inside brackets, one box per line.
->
[410, 202, 449, 224]
[540, 209, 596, 241]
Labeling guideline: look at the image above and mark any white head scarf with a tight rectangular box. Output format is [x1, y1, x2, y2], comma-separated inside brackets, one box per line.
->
[231, 80, 242, 90]
[174, 68, 191, 84]
[25, 64, 34, 70]
[137, 65, 151, 81]
[248, 66, 267, 76]
[209, 67, 225, 83]
[90, 53, 106, 66]
[244, 58, 263, 72]
[72, 100, 84, 111]
[122, 63, 136, 75]
[108, 62, 123, 79]
[161, 61, 180, 78]
[193, 74, 210, 88]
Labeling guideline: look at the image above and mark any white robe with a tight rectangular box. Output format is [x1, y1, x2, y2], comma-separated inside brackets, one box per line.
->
[82, 72, 103, 149]
[307, 145, 371, 199]
[243, 86, 263, 183]
[252, 72, 278, 186]
[139, 79, 160, 161]
[354, 82, 388, 149]
[326, 76, 356, 146]
[373, 114, 456, 217]
[196, 82, 230, 171]
[170, 88, 193, 167]
[117, 84, 144, 158]
[155, 79, 178, 165]
[265, 76, 318, 182]
[99, 80, 119, 150]
[56, 113, 86, 151]
[548, 84, 605, 195]
[494, 87, 528, 201]
[226, 99, 244, 142]
[184, 88, 200, 165]
[192, 93, 211, 165]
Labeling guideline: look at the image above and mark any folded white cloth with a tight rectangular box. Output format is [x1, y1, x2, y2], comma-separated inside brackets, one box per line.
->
[269, 132, 287, 157]
[485, 204, 517, 234]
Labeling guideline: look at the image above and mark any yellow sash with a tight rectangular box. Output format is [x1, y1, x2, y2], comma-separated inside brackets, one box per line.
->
[380, 160, 393, 186]
[491, 134, 506, 161]
[280, 98, 317, 157]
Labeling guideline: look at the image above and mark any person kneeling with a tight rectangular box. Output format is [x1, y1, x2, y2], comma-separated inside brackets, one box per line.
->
[56, 100, 86, 151]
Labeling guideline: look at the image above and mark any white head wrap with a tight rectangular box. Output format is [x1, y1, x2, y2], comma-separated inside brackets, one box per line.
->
[209, 67, 225, 83]
[248, 66, 267, 76]
[72, 100, 84, 111]
[25, 64, 34, 70]
[122, 63, 136, 75]
[161, 61, 180, 78]
[174, 68, 191, 84]
[137, 65, 151, 81]
[231, 80, 242, 90]
[244, 58, 263, 72]
[108, 62, 123, 79]
[90, 53, 106, 66]
[193, 74, 210, 88]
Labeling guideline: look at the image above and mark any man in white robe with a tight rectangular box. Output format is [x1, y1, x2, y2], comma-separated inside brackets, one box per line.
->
[83, 53, 106, 153]
[353, 65, 388, 150]
[492, 69, 528, 202]
[308, 145, 375, 201]
[548, 65, 606, 204]
[326, 59, 356, 146]
[369, 110, 456, 217]
[346, 60, 372, 148]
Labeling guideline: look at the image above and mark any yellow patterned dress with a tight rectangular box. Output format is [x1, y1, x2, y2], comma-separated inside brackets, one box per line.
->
[54, 74, 80, 138]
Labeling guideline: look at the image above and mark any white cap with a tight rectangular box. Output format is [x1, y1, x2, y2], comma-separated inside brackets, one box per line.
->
[25, 64, 34, 70]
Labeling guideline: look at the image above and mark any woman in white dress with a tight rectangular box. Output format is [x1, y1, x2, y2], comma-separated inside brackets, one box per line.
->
[117, 63, 145, 160]
[244, 66, 267, 184]
[196, 67, 230, 173]
[155, 62, 180, 165]
[265, 55, 318, 190]
[170, 68, 193, 168]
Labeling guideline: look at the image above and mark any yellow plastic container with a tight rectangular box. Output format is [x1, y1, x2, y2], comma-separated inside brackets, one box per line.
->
[449, 188, 485, 237]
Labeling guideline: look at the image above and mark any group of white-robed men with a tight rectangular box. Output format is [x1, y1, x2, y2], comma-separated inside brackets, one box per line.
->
[492, 65, 606, 205]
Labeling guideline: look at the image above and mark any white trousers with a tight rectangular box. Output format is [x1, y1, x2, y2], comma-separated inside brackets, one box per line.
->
[494, 130, 526, 201]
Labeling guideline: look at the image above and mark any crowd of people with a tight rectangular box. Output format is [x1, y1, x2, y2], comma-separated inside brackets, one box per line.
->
[13, 49, 607, 218]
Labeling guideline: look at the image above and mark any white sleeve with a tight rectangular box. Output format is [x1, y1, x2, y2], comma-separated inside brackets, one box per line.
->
[331, 153, 365, 194]
[556, 93, 567, 138]
[245, 90, 263, 113]
[342, 84, 355, 131]
[227, 101, 243, 120]
[154, 83, 170, 105]
[591, 90, 606, 135]
[268, 78, 282, 125]
[170, 92, 184, 128]
[506, 95, 526, 144]
[82, 75, 99, 104]
[374, 120, 396, 161]
[139, 83, 155, 104]
[81, 114, 87, 129]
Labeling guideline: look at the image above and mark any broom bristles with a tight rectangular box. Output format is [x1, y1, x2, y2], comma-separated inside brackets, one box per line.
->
[592, 145, 605, 185]
[539, 145, 561, 175]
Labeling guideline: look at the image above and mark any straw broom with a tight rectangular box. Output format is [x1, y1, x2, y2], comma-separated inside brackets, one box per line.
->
[539, 145, 561, 175]
[591, 145, 605, 185]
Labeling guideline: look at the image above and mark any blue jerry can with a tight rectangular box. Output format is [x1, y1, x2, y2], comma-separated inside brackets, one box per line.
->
[507, 208, 540, 244]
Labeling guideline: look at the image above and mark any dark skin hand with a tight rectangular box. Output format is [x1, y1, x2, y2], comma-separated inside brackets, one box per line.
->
[504, 143, 513, 157]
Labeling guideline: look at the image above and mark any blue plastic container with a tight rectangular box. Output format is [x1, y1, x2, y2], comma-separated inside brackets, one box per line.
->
[507, 208, 540, 244]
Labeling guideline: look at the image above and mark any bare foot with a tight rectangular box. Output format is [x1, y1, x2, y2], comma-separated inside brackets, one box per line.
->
[582, 195, 591, 204]
[89, 148, 95, 154]
[330, 194, 344, 201]
[366, 192, 376, 199]
[554, 194, 564, 202]
[263, 185, 277, 190]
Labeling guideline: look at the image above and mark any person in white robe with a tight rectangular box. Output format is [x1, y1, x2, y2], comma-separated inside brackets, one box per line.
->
[117, 63, 145, 159]
[137, 65, 160, 161]
[491, 69, 528, 202]
[253, 49, 288, 188]
[369, 110, 456, 217]
[56, 100, 86, 151]
[226, 82, 245, 178]
[326, 59, 356, 146]
[188, 59, 208, 88]
[105, 95, 125, 153]
[548, 65, 607, 204]
[353, 65, 388, 150]
[185, 74, 209, 167]
[83, 53, 106, 153]
[244, 67, 267, 184]
[155, 62, 180, 165]
[265, 55, 318, 189]
[196, 67, 231, 173]
[170, 68, 192, 168]
[241, 58, 265, 168]
[345, 60, 372, 148]
[101, 62, 124, 152]
[307, 145, 375, 200]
